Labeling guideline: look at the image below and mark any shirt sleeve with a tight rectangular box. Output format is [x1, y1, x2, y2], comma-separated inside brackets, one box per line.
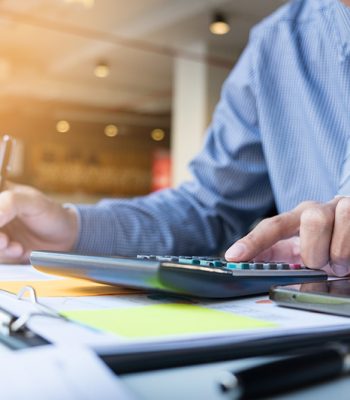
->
[74, 35, 275, 256]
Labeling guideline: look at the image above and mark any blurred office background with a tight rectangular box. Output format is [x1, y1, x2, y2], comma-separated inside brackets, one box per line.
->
[0, 0, 284, 203]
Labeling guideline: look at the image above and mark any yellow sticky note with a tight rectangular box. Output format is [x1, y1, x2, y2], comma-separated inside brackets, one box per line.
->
[63, 304, 277, 338]
[0, 278, 141, 297]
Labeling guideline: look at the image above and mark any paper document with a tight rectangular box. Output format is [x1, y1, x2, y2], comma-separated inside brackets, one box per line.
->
[0, 277, 140, 297]
[0, 345, 135, 400]
[63, 304, 276, 338]
[0, 263, 141, 296]
[0, 264, 350, 350]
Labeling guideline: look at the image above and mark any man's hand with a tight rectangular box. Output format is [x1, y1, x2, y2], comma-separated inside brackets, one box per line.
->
[225, 197, 350, 276]
[0, 183, 79, 263]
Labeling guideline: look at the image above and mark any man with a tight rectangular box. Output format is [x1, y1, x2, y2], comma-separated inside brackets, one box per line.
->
[0, 0, 349, 276]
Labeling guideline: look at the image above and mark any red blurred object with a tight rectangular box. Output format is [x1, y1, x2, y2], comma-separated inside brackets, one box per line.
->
[152, 150, 171, 191]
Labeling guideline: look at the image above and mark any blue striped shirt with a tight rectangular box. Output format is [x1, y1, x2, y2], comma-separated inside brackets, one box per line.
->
[74, 0, 350, 256]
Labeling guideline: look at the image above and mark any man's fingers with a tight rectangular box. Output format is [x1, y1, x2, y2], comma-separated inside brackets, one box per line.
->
[330, 197, 350, 267]
[225, 203, 311, 261]
[299, 202, 336, 268]
[225, 197, 350, 275]
[322, 263, 350, 277]
[301, 196, 350, 272]
[0, 240, 24, 262]
[252, 237, 301, 263]
[3, 241, 24, 258]
[0, 186, 47, 227]
[0, 232, 9, 250]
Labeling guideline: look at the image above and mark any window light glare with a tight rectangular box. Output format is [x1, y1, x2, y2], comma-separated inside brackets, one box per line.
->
[210, 13, 230, 35]
[104, 124, 119, 137]
[64, 0, 94, 8]
[94, 63, 110, 78]
[56, 120, 70, 133]
[151, 129, 165, 141]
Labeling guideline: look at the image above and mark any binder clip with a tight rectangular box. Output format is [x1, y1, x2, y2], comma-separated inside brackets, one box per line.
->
[0, 286, 67, 337]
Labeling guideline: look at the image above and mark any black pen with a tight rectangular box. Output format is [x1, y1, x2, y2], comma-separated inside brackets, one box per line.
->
[0, 135, 13, 191]
[218, 344, 350, 399]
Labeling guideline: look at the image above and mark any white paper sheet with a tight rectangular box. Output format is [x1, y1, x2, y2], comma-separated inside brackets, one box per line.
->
[0, 345, 135, 400]
[0, 263, 60, 281]
[0, 264, 350, 349]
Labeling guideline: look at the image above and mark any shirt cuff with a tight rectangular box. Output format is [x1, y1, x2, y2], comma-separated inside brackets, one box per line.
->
[70, 204, 119, 255]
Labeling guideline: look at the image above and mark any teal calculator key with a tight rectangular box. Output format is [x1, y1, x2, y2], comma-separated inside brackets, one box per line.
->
[205, 260, 224, 268]
[226, 263, 250, 270]
[179, 258, 200, 265]
[213, 260, 224, 267]
[199, 260, 213, 267]
[226, 263, 240, 269]
[199, 260, 210, 267]
[200, 260, 224, 267]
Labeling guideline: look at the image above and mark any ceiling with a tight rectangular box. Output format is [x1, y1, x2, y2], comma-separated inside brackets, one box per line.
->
[0, 0, 285, 129]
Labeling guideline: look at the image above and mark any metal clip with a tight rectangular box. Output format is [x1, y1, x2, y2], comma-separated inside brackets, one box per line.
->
[7, 286, 68, 334]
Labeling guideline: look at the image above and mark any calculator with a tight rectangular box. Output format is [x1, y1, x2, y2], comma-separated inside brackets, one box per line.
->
[30, 251, 328, 298]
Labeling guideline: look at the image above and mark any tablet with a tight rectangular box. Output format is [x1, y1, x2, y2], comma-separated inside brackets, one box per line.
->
[270, 279, 350, 317]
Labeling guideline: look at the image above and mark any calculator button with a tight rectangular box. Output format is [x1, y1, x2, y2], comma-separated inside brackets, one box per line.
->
[157, 256, 179, 262]
[249, 263, 264, 270]
[213, 260, 225, 267]
[263, 263, 277, 270]
[199, 260, 214, 267]
[203, 260, 224, 267]
[178, 257, 200, 265]
[226, 263, 239, 270]
[276, 263, 290, 270]
[289, 264, 301, 270]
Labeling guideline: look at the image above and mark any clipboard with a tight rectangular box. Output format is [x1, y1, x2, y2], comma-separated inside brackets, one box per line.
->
[100, 323, 350, 374]
[0, 285, 110, 350]
[3, 285, 350, 376]
[0, 286, 54, 350]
